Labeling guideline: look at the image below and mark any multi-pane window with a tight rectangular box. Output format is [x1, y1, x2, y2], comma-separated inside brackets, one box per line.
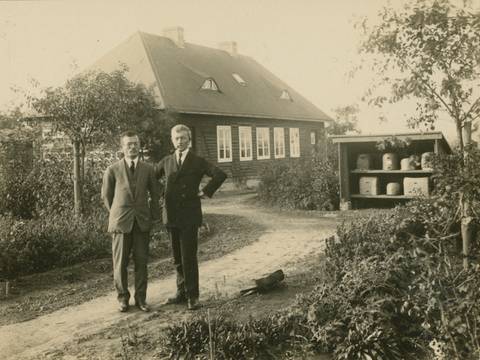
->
[289, 128, 300, 157]
[217, 126, 232, 162]
[238, 126, 253, 161]
[274, 127, 285, 158]
[256, 127, 270, 160]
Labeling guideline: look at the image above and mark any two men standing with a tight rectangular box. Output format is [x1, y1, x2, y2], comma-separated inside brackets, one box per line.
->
[102, 125, 226, 312]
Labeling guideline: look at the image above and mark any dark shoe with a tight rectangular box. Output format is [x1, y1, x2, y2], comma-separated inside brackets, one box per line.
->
[164, 295, 187, 305]
[118, 300, 129, 313]
[135, 301, 150, 312]
[187, 298, 200, 311]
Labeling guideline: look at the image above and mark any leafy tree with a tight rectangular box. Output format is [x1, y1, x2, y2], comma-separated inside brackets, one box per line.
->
[359, 0, 480, 151]
[329, 104, 360, 136]
[32, 67, 163, 216]
[359, 0, 480, 266]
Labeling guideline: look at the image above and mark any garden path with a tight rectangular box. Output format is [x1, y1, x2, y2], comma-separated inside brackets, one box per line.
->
[0, 193, 337, 359]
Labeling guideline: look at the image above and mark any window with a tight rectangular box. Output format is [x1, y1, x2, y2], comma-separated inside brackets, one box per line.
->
[274, 127, 285, 158]
[232, 73, 246, 86]
[256, 127, 270, 160]
[280, 90, 292, 101]
[238, 126, 252, 161]
[201, 78, 219, 91]
[217, 126, 232, 162]
[289, 128, 300, 157]
[310, 130, 316, 145]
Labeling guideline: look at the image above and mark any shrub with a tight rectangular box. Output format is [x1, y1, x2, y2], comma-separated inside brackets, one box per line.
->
[258, 150, 339, 211]
[158, 195, 480, 360]
[0, 211, 110, 280]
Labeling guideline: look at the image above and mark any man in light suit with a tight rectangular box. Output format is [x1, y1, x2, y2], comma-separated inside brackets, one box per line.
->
[155, 124, 227, 310]
[102, 130, 160, 313]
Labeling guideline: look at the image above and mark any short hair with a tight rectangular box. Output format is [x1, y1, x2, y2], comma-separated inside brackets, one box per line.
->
[171, 124, 191, 140]
[120, 130, 139, 143]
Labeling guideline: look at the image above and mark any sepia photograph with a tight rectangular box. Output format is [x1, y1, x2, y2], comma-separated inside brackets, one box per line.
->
[0, 0, 480, 359]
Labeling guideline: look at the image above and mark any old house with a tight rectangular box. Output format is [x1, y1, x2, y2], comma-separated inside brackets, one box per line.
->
[91, 27, 332, 182]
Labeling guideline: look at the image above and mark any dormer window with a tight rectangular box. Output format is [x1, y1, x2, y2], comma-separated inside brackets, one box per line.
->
[232, 73, 246, 86]
[280, 90, 292, 101]
[201, 78, 219, 91]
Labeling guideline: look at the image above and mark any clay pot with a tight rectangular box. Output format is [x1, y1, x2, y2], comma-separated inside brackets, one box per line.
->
[386, 182, 401, 195]
[400, 158, 415, 170]
[382, 152, 399, 170]
[356, 154, 372, 170]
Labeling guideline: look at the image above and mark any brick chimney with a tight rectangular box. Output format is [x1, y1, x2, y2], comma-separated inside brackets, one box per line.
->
[219, 41, 238, 57]
[163, 26, 185, 48]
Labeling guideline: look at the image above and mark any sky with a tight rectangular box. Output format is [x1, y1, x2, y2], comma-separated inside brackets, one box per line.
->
[1, 0, 479, 143]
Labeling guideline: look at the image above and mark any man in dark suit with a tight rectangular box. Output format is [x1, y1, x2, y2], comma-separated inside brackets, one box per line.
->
[101, 130, 160, 313]
[155, 124, 227, 310]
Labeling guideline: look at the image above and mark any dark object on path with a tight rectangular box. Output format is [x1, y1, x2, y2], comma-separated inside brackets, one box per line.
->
[240, 269, 285, 296]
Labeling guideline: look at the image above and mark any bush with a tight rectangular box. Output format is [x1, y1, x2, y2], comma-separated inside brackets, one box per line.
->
[258, 150, 339, 211]
[159, 195, 480, 360]
[0, 153, 109, 219]
[0, 211, 110, 280]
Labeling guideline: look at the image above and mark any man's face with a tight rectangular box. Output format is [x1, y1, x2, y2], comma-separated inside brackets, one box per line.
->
[171, 130, 190, 152]
[121, 135, 140, 159]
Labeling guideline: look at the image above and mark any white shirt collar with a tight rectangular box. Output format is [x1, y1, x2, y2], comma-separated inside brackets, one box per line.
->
[176, 148, 189, 161]
[124, 157, 139, 167]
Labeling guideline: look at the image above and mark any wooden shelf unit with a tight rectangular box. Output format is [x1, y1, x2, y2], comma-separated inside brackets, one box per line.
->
[330, 132, 451, 210]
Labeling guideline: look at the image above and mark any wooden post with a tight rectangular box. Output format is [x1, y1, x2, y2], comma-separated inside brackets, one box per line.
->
[338, 143, 351, 210]
[72, 140, 83, 217]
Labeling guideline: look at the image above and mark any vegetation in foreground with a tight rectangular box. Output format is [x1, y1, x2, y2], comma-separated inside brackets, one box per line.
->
[157, 148, 480, 359]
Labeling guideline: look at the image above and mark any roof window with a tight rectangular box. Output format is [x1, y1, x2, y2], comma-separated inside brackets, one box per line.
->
[201, 78, 220, 91]
[280, 90, 292, 101]
[232, 73, 246, 86]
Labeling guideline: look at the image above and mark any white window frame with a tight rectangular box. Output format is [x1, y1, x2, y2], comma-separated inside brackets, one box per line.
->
[289, 128, 300, 158]
[256, 127, 270, 160]
[217, 126, 232, 162]
[274, 127, 285, 159]
[238, 126, 253, 161]
[202, 78, 219, 91]
[310, 130, 316, 145]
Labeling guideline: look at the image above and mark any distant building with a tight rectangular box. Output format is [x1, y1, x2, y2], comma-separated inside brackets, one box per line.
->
[90, 28, 332, 182]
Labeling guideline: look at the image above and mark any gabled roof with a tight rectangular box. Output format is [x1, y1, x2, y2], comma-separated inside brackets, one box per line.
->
[91, 31, 332, 123]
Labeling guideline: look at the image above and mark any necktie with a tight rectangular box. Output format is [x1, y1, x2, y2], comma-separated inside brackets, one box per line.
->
[130, 160, 135, 175]
[178, 151, 183, 167]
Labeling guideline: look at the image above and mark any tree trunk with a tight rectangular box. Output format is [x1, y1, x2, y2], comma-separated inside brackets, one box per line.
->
[72, 140, 83, 217]
[461, 121, 473, 270]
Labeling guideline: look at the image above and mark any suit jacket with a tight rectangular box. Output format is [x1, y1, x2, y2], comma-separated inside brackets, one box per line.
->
[101, 159, 160, 233]
[155, 151, 227, 228]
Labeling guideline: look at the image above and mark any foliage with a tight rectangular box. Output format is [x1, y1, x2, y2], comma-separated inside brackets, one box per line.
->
[359, 0, 480, 150]
[0, 153, 107, 219]
[158, 194, 480, 359]
[432, 146, 480, 215]
[0, 211, 110, 280]
[160, 312, 299, 359]
[31, 66, 160, 215]
[329, 104, 360, 136]
[375, 135, 413, 153]
[257, 105, 360, 211]
[258, 151, 339, 211]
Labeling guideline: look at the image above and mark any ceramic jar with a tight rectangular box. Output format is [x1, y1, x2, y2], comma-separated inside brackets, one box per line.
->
[382, 152, 399, 170]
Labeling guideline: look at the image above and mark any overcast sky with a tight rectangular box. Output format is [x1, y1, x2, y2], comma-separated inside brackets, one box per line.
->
[1, 0, 479, 142]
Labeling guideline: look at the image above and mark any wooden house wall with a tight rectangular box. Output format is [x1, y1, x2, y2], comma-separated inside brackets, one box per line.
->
[176, 114, 325, 179]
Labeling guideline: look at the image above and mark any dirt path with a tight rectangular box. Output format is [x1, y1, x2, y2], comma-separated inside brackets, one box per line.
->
[0, 193, 337, 359]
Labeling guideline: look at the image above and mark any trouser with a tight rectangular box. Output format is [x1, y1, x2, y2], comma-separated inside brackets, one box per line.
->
[112, 221, 150, 303]
[168, 226, 199, 300]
